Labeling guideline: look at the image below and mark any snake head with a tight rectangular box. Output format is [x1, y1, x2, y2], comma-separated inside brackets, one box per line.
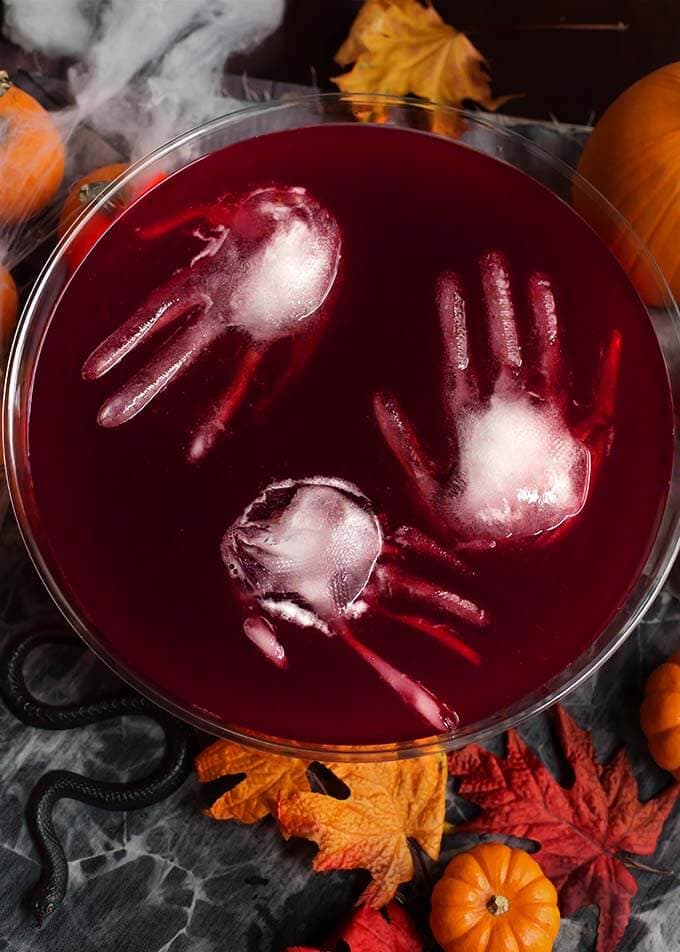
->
[29, 885, 59, 927]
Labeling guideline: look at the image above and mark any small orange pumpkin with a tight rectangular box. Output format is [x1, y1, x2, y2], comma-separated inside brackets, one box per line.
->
[641, 651, 680, 778]
[58, 163, 129, 270]
[430, 843, 560, 952]
[58, 162, 129, 236]
[58, 164, 167, 270]
[576, 63, 680, 307]
[0, 71, 64, 222]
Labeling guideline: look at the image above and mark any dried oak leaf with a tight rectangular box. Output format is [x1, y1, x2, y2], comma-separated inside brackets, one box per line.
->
[277, 755, 446, 908]
[448, 706, 680, 952]
[333, 0, 502, 133]
[287, 901, 423, 951]
[195, 739, 309, 823]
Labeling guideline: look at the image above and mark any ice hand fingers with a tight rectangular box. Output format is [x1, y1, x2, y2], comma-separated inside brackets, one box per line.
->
[373, 392, 440, 504]
[437, 271, 477, 413]
[578, 329, 621, 461]
[379, 563, 487, 627]
[243, 615, 287, 669]
[591, 330, 622, 430]
[528, 272, 565, 406]
[97, 319, 222, 427]
[187, 347, 265, 462]
[82, 280, 209, 381]
[373, 605, 480, 664]
[480, 250, 522, 390]
[336, 619, 458, 732]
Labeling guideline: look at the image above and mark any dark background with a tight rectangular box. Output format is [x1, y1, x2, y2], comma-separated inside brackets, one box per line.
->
[0, 0, 678, 125]
[229, 0, 680, 124]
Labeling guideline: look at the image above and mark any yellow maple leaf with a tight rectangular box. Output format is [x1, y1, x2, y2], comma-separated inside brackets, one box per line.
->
[276, 754, 447, 908]
[333, 0, 501, 135]
[195, 740, 309, 824]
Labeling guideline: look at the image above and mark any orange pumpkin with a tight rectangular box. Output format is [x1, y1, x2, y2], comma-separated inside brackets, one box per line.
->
[58, 164, 167, 270]
[430, 843, 560, 952]
[0, 265, 18, 350]
[58, 163, 129, 270]
[641, 651, 680, 778]
[0, 71, 64, 222]
[58, 162, 129, 236]
[576, 63, 680, 307]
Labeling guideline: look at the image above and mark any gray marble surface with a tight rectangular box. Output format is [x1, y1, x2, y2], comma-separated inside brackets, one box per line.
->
[0, 519, 679, 952]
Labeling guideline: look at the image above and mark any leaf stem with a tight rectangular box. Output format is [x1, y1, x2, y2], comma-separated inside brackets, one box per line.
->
[408, 838, 434, 891]
[467, 22, 630, 35]
[308, 763, 330, 796]
[619, 856, 676, 877]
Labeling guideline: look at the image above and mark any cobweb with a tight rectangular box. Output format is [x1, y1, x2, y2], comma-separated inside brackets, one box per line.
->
[1, 0, 285, 269]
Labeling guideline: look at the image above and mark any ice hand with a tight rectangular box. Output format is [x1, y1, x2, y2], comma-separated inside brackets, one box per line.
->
[376, 251, 621, 544]
[223, 476, 484, 733]
[82, 186, 341, 456]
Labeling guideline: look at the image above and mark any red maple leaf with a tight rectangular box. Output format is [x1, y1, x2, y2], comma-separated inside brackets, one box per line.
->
[448, 705, 679, 952]
[286, 901, 422, 952]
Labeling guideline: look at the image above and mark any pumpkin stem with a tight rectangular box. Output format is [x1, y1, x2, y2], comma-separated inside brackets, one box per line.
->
[77, 181, 124, 217]
[0, 71, 12, 95]
[487, 895, 510, 916]
[78, 182, 110, 205]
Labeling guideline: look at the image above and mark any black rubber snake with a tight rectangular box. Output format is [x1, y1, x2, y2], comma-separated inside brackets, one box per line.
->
[0, 624, 195, 925]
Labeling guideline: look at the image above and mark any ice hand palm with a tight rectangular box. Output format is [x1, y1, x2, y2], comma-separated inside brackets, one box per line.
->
[455, 393, 590, 540]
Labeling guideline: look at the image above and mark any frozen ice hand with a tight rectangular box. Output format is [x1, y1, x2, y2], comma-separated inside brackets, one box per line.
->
[375, 251, 620, 545]
[82, 185, 341, 459]
[223, 477, 383, 621]
[223, 476, 488, 733]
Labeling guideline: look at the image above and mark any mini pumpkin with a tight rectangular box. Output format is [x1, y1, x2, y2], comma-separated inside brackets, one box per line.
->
[58, 164, 167, 270]
[576, 63, 680, 307]
[430, 843, 560, 952]
[58, 162, 129, 235]
[58, 163, 129, 270]
[641, 651, 680, 778]
[0, 71, 64, 222]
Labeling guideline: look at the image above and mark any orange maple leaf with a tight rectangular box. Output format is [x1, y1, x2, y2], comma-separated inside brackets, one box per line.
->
[335, 0, 410, 67]
[276, 754, 446, 908]
[195, 740, 310, 824]
[333, 0, 503, 133]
